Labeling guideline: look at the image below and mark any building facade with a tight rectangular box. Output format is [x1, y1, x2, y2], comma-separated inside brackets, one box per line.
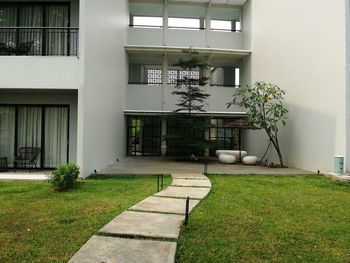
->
[0, 0, 349, 177]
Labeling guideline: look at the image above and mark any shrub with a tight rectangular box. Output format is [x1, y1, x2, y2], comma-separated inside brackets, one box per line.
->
[48, 163, 80, 191]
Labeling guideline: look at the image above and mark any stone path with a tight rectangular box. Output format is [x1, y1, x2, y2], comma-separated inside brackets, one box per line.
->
[69, 173, 211, 263]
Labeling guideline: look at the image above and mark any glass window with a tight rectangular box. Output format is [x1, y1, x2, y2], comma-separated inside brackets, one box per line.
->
[211, 20, 232, 31]
[168, 17, 201, 30]
[166, 117, 205, 156]
[211, 67, 240, 87]
[127, 117, 161, 156]
[132, 16, 163, 28]
[209, 118, 239, 156]
[0, 105, 69, 168]
[0, 3, 70, 56]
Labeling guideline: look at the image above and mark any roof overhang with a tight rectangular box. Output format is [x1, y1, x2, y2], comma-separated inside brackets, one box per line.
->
[125, 45, 251, 58]
[124, 110, 247, 117]
[130, 0, 248, 6]
[126, 45, 251, 66]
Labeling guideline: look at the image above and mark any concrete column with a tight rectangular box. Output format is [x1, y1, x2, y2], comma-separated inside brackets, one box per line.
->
[161, 118, 167, 156]
[163, 0, 168, 46]
[204, 122, 210, 157]
[231, 19, 237, 32]
[205, 3, 211, 47]
[161, 54, 168, 110]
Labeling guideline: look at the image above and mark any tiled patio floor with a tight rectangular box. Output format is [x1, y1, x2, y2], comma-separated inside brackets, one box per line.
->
[0, 171, 48, 181]
[100, 157, 314, 175]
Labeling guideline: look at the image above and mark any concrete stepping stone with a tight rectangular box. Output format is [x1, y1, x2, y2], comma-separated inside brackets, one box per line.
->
[172, 179, 211, 188]
[155, 186, 210, 200]
[69, 235, 176, 263]
[99, 211, 184, 239]
[129, 196, 200, 214]
[172, 173, 208, 180]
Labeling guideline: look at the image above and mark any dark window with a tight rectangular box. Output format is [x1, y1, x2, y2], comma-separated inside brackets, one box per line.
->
[127, 116, 161, 156]
[209, 118, 239, 156]
[0, 104, 69, 169]
[166, 117, 205, 156]
[0, 2, 78, 56]
[210, 67, 240, 87]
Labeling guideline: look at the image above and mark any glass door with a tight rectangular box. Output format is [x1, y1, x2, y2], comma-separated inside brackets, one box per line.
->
[44, 107, 68, 168]
[0, 105, 69, 169]
[0, 106, 15, 166]
[17, 106, 42, 167]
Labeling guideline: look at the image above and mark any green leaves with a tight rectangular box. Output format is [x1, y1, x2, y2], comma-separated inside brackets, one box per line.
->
[47, 163, 80, 191]
[227, 81, 288, 166]
[172, 48, 211, 114]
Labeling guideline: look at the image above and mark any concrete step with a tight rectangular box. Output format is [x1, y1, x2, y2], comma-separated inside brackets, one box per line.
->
[68, 235, 176, 263]
[172, 178, 211, 188]
[99, 211, 184, 240]
[154, 186, 211, 200]
[172, 173, 209, 180]
[129, 196, 200, 215]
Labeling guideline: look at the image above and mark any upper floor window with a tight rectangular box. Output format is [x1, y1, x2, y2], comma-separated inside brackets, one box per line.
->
[211, 67, 240, 87]
[210, 6, 241, 32]
[168, 3, 205, 30]
[0, 3, 77, 56]
[211, 20, 241, 32]
[168, 17, 203, 30]
[129, 2, 163, 28]
[132, 16, 163, 28]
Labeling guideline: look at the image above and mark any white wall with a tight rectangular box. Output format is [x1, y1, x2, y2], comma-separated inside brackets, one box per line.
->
[167, 29, 206, 48]
[78, 0, 128, 177]
[128, 28, 244, 50]
[128, 28, 163, 46]
[346, 0, 350, 173]
[209, 32, 243, 50]
[0, 57, 79, 90]
[126, 84, 243, 113]
[245, 0, 347, 173]
[0, 90, 78, 163]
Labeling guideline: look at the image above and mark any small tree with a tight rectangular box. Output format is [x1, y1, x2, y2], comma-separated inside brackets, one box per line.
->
[172, 49, 210, 114]
[227, 82, 288, 167]
[167, 49, 211, 158]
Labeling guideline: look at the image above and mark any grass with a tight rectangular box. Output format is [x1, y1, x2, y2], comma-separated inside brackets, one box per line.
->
[0, 175, 171, 263]
[176, 175, 350, 263]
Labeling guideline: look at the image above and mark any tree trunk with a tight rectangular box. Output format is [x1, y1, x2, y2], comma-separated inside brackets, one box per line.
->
[267, 132, 284, 167]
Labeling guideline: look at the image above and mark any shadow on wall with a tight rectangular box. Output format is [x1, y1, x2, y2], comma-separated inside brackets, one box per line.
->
[243, 103, 338, 172]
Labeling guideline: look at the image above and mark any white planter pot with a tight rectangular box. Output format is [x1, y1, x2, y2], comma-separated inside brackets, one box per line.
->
[243, 156, 258, 165]
[216, 150, 247, 159]
[218, 154, 236, 164]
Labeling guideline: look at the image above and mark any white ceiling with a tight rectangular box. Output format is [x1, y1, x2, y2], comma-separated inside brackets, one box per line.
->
[169, 0, 247, 5]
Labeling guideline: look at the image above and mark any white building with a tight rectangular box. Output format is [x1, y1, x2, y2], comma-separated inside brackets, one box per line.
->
[0, 0, 348, 177]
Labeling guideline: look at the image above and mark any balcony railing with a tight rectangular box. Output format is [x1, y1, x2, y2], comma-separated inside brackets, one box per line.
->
[0, 27, 79, 57]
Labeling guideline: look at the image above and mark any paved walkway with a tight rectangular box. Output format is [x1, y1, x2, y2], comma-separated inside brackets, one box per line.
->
[69, 173, 211, 263]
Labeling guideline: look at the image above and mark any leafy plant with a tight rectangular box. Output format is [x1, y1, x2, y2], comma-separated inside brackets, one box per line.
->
[48, 163, 80, 191]
[172, 48, 210, 115]
[227, 82, 288, 167]
[167, 48, 212, 157]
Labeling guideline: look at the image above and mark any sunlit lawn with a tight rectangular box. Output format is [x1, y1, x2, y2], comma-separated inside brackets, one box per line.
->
[177, 175, 350, 263]
[0, 175, 170, 263]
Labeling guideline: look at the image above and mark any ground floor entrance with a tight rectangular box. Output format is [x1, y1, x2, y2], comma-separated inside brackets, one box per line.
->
[126, 115, 241, 157]
[0, 105, 69, 169]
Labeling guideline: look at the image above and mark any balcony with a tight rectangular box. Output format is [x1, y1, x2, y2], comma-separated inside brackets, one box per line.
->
[0, 27, 79, 56]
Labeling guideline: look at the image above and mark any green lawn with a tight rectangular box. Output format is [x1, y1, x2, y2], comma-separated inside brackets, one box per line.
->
[177, 175, 350, 263]
[0, 175, 170, 263]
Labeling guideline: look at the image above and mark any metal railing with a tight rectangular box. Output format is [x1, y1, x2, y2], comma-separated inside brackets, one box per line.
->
[0, 27, 79, 56]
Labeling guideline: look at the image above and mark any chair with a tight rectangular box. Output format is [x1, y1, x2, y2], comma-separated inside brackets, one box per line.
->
[13, 41, 34, 56]
[14, 147, 41, 172]
[0, 42, 8, 55]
